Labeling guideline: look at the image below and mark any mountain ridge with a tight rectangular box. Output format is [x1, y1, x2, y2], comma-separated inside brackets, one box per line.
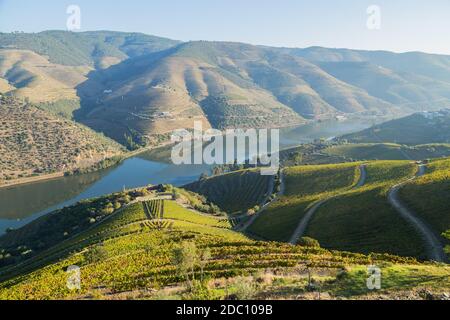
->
[2, 31, 450, 145]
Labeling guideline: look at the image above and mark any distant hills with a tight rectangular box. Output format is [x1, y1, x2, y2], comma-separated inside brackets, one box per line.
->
[2, 31, 450, 145]
[342, 110, 450, 145]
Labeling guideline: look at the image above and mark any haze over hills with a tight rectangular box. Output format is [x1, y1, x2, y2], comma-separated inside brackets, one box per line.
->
[2, 31, 450, 145]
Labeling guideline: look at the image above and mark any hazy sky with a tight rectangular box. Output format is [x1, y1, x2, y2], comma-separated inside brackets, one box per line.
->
[1, 0, 450, 54]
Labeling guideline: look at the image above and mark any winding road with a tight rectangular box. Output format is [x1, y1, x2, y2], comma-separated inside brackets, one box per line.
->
[289, 164, 367, 245]
[387, 164, 447, 262]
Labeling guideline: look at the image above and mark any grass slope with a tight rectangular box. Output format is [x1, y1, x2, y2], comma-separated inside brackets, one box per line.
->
[248, 163, 360, 242]
[399, 158, 450, 247]
[1, 196, 448, 300]
[324, 143, 450, 161]
[305, 161, 426, 258]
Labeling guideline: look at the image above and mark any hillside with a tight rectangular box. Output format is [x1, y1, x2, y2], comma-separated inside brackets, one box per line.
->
[3, 33, 450, 144]
[342, 110, 450, 145]
[303, 161, 426, 258]
[191, 160, 450, 262]
[0, 31, 180, 120]
[184, 169, 273, 215]
[74, 42, 306, 143]
[248, 163, 361, 242]
[0, 96, 124, 184]
[399, 158, 450, 247]
[290, 47, 450, 110]
[324, 143, 450, 161]
[0, 31, 180, 68]
[0, 190, 448, 300]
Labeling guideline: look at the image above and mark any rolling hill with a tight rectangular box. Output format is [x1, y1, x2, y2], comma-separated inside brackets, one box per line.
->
[342, 110, 450, 145]
[324, 143, 450, 161]
[5, 31, 450, 146]
[290, 47, 450, 110]
[0, 31, 180, 68]
[399, 158, 450, 246]
[248, 163, 361, 242]
[0, 189, 448, 300]
[303, 161, 426, 258]
[188, 160, 450, 262]
[0, 31, 180, 119]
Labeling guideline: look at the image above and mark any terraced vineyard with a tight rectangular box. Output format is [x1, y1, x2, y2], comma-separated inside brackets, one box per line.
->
[304, 161, 427, 258]
[248, 163, 361, 242]
[1, 195, 449, 300]
[185, 169, 273, 215]
[143, 199, 164, 220]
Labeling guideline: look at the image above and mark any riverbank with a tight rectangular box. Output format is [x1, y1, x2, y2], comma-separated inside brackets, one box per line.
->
[0, 141, 174, 191]
[0, 172, 66, 190]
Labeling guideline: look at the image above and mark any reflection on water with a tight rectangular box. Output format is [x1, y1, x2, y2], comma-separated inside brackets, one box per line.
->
[0, 118, 375, 234]
[0, 157, 211, 234]
[0, 169, 109, 220]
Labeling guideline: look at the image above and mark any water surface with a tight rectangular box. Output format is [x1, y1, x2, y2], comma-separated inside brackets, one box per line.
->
[0, 118, 375, 233]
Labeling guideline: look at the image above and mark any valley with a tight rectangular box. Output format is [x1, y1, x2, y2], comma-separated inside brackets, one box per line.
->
[0, 158, 448, 300]
[1, 30, 450, 301]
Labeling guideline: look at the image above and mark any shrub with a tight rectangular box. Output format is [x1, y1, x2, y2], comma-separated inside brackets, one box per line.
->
[298, 237, 321, 248]
[83, 245, 108, 264]
[232, 277, 257, 300]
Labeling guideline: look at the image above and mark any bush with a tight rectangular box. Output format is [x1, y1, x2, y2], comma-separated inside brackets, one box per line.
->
[298, 237, 321, 248]
[83, 245, 108, 264]
[232, 277, 258, 300]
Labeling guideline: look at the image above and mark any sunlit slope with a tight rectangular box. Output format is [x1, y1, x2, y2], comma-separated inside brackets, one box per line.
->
[0, 31, 179, 117]
[248, 163, 360, 242]
[0, 96, 124, 183]
[76, 46, 304, 141]
[305, 161, 426, 258]
[399, 158, 450, 246]
[0, 31, 180, 67]
[0, 49, 90, 104]
[342, 112, 450, 145]
[324, 143, 450, 161]
[1, 198, 448, 300]
[0, 200, 243, 286]
[291, 47, 450, 110]
[184, 169, 273, 215]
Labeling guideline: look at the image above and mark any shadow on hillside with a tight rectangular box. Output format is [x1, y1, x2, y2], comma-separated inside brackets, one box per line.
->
[73, 46, 181, 144]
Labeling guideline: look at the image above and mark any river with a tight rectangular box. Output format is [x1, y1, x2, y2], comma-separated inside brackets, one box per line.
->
[0, 118, 377, 234]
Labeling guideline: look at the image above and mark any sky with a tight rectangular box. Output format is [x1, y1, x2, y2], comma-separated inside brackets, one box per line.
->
[1, 0, 450, 54]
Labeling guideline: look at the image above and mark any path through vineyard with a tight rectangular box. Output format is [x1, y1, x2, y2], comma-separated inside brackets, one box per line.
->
[388, 164, 447, 262]
[289, 165, 367, 244]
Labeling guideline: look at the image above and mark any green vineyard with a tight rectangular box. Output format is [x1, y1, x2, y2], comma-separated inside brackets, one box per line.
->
[185, 169, 273, 215]
[143, 199, 165, 220]
[248, 163, 360, 242]
[1, 197, 448, 300]
[305, 161, 425, 258]
[399, 158, 450, 246]
[0, 160, 449, 300]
